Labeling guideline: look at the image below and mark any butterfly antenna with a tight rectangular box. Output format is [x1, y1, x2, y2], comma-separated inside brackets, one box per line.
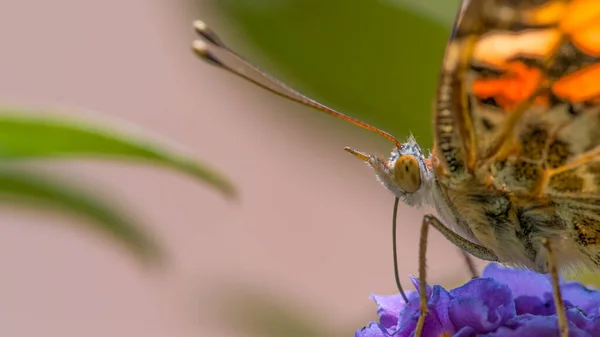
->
[392, 197, 409, 302]
[191, 20, 402, 149]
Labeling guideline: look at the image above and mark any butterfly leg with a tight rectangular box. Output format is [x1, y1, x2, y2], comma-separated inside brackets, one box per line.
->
[424, 214, 499, 262]
[414, 214, 499, 337]
[541, 238, 568, 337]
[414, 215, 432, 337]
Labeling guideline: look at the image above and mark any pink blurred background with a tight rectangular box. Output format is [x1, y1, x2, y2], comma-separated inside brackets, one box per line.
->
[0, 1, 480, 336]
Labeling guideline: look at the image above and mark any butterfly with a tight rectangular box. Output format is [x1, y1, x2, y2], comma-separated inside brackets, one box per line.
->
[192, 1, 600, 335]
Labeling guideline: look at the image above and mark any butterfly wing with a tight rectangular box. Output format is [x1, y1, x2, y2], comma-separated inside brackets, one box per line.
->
[434, 0, 600, 190]
[435, 0, 600, 266]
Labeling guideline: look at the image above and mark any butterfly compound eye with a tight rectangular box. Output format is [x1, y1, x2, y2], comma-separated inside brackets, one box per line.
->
[393, 155, 421, 193]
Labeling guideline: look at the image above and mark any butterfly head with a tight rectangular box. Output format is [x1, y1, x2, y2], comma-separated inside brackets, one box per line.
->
[345, 136, 433, 207]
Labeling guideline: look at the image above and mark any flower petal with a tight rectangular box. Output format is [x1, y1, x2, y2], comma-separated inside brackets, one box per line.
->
[359, 263, 600, 336]
[355, 322, 392, 337]
[512, 293, 556, 316]
[565, 308, 600, 335]
[393, 281, 454, 337]
[371, 293, 416, 329]
[561, 281, 600, 316]
[410, 275, 433, 298]
[394, 291, 426, 336]
[483, 314, 590, 337]
[430, 285, 455, 333]
[449, 278, 516, 333]
[395, 303, 446, 337]
[482, 263, 552, 300]
[482, 263, 559, 315]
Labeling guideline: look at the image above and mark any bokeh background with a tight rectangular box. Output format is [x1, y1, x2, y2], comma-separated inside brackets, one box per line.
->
[0, 0, 484, 336]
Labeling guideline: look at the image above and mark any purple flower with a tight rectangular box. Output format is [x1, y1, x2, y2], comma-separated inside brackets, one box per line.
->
[356, 263, 600, 337]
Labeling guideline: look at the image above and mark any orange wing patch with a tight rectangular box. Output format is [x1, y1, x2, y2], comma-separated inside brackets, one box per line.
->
[527, 1, 567, 25]
[472, 62, 545, 111]
[553, 63, 600, 102]
[527, 0, 600, 55]
[561, 0, 600, 56]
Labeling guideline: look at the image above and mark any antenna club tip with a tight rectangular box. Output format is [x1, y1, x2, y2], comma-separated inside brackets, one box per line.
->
[191, 39, 222, 66]
[193, 20, 208, 32]
[192, 39, 208, 54]
[192, 19, 224, 47]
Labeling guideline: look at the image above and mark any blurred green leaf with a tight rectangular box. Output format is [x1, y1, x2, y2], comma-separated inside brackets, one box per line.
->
[0, 169, 161, 263]
[0, 109, 235, 197]
[390, 0, 461, 25]
[208, 0, 460, 149]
